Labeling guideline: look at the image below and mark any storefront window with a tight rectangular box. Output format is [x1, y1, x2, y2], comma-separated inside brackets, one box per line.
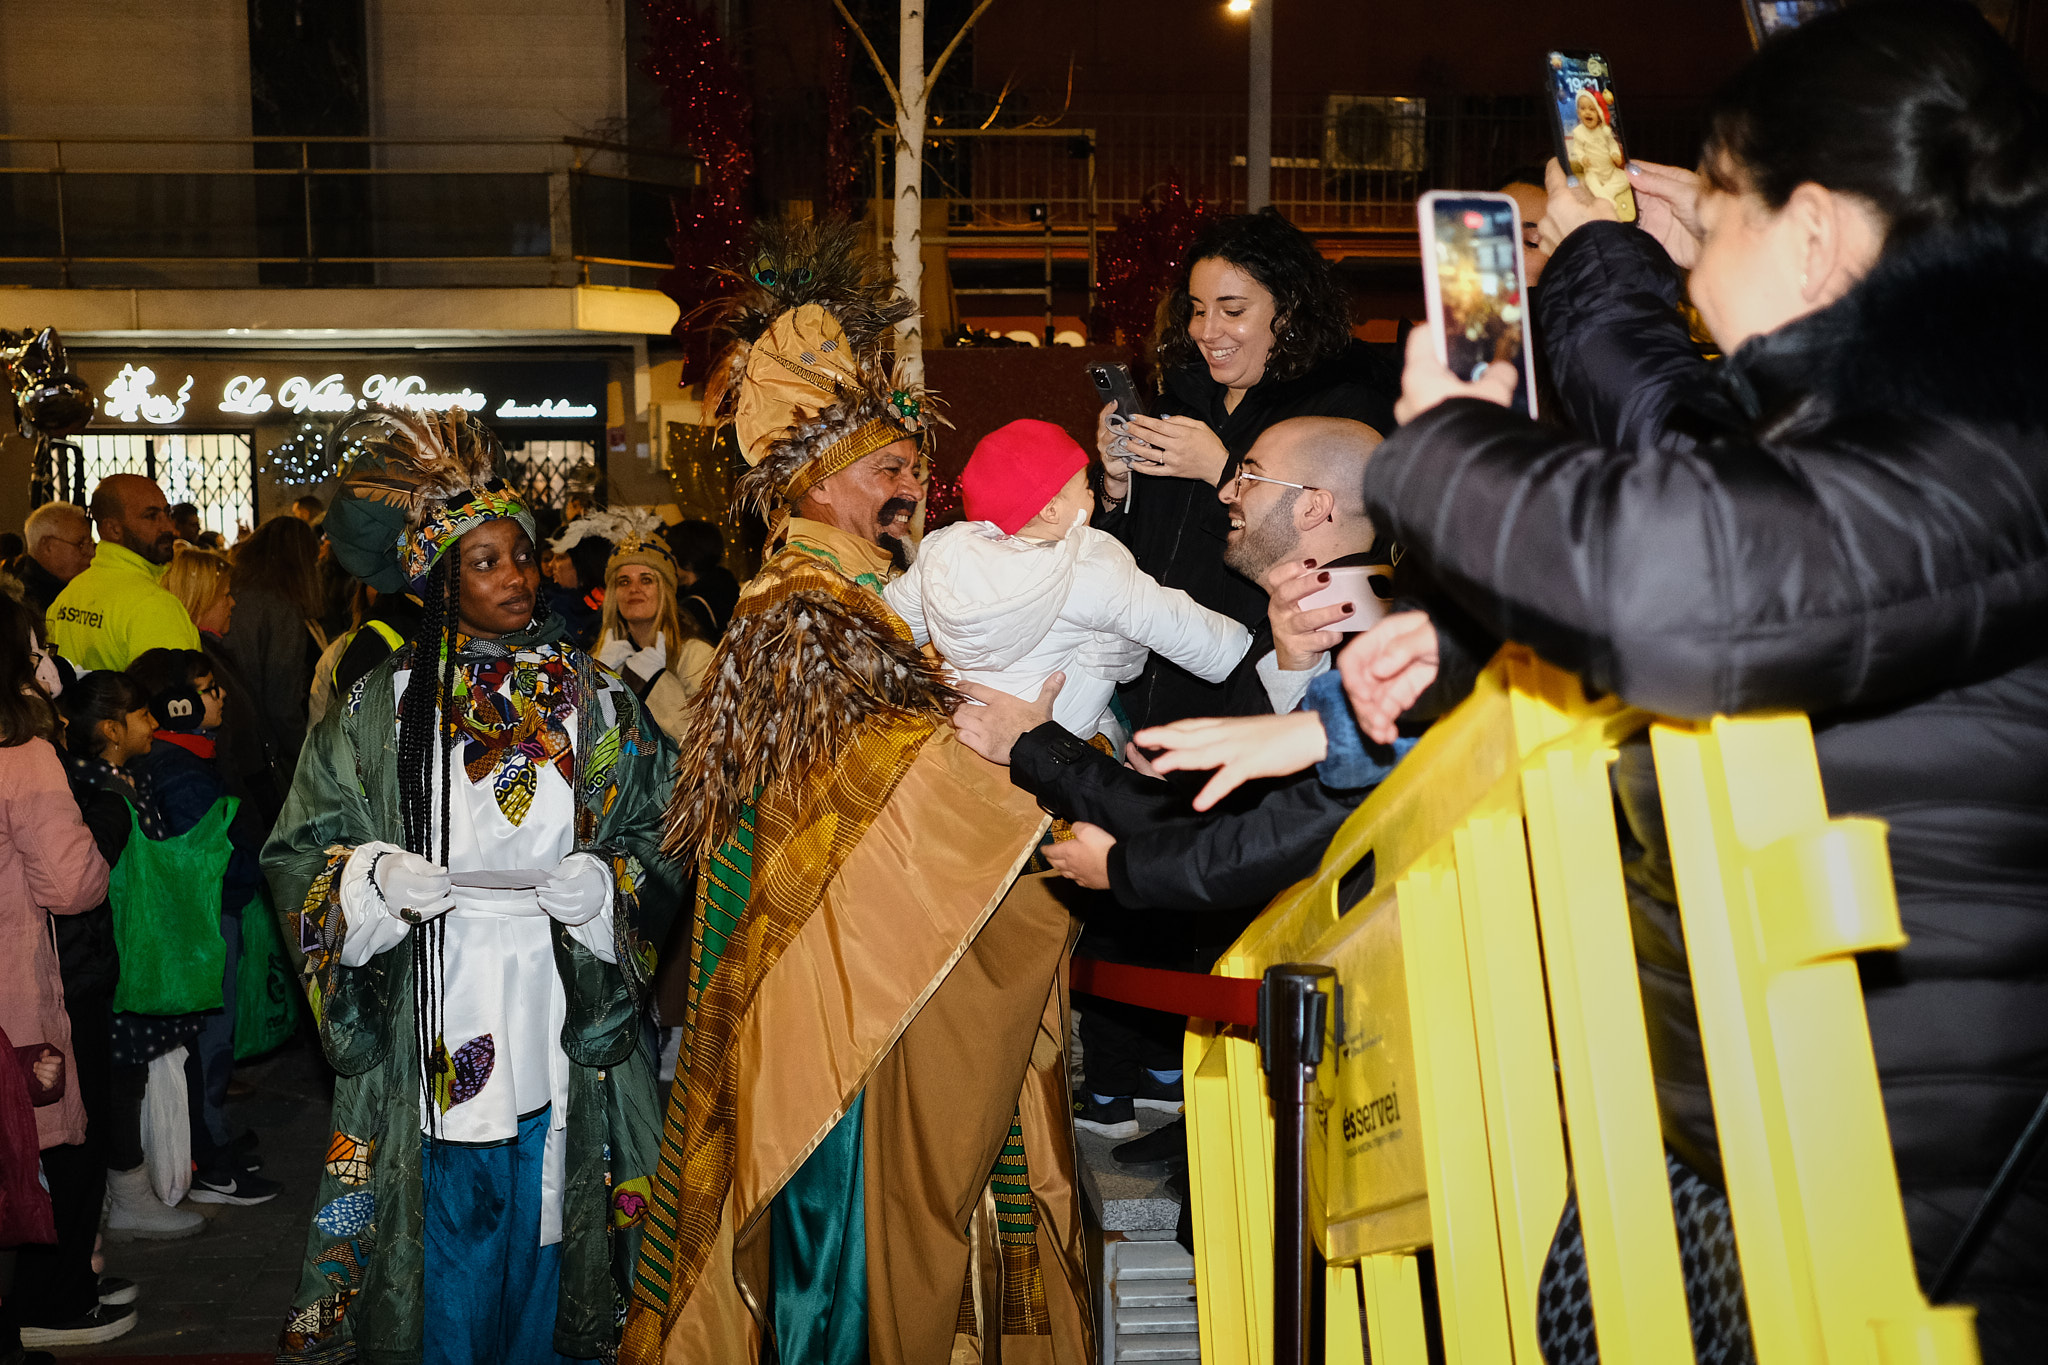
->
[76, 432, 256, 539]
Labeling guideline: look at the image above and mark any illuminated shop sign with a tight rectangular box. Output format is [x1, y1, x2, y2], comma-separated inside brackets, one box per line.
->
[77, 358, 607, 429]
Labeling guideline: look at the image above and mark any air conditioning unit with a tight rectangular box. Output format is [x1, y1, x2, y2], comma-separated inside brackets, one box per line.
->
[1322, 95, 1427, 173]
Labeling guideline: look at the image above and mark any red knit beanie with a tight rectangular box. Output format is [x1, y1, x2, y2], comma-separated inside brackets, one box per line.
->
[959, 419, 1090, 535]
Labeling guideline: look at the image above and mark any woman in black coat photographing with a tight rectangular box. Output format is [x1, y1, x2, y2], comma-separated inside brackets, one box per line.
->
[1095, 207, 1397, 733]
[1344, 3, 2048, 1360]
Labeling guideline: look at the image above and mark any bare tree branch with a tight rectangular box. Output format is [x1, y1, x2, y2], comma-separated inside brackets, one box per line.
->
[831, 0, 903, 114]
[926, 0, 999, 90]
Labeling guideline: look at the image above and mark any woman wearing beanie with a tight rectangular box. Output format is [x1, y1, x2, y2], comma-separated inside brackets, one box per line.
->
[592, 523, 715, 742]
[886, 418, 1247, 749]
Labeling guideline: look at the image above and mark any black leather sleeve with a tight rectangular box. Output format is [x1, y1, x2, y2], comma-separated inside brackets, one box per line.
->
[1106, 776, 1366, 913]
[1362, 396, 2048, 720]
[1536, 222, 1711, 450]
[1009, 723, 1188, 837]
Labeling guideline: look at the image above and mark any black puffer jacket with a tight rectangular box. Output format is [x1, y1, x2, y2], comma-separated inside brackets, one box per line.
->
[1098, 339, 1398, 733]
[1362, 217, 2048, 1346]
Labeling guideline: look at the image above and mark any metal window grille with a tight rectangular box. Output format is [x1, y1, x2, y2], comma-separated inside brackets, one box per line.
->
[73, 433, 256, 539]
[499, 437, 602, 512]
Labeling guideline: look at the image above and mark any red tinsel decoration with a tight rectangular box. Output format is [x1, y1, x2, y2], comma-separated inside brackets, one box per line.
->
[1094, 179, 1212, 375]
[641, 0, 755, 378]
[826, 25, 859, 219]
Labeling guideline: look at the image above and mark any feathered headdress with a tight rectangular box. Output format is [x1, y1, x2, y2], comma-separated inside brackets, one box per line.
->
[325, 405, 537, 593]
[701, 218, 939, 519]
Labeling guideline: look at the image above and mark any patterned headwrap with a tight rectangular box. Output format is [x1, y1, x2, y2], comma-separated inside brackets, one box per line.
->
[701, 218, 939, 519]
[324, 406, 538, 594]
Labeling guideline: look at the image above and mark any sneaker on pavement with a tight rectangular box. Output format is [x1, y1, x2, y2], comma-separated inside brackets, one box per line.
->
[1111, 1117, 1187, 1175]
[1134, 1070, 1184, 1114]
[19, 1302, 139, 1348]
[98, 1275, 140, 1306]
[1073, 1094, 1139, 1140]
[188, 1168, 281, 1206]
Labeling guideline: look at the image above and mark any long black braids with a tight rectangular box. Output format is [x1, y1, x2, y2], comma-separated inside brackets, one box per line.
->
[396, 552, 460, 1140]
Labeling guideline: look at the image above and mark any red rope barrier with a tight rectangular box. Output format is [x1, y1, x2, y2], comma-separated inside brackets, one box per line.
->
[1069, 957, 1261, 1029]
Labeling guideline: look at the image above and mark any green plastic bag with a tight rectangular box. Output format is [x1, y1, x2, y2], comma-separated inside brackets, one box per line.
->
[233, 884, 301, 1059]
[108, 797, 236, 1016]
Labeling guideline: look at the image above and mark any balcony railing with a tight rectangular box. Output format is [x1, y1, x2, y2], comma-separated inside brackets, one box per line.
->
[886, 92, 1709, 239]
[0, 134, 699, 290]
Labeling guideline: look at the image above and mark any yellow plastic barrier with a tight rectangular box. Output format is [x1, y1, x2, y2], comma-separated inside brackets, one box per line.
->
[1183, 647, 1979, 1365]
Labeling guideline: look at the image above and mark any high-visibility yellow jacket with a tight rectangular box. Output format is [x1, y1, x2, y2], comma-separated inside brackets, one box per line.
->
[49, 540, 200, 671]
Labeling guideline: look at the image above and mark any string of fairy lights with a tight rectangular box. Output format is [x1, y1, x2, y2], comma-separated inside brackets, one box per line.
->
[261, 416, 366, 487]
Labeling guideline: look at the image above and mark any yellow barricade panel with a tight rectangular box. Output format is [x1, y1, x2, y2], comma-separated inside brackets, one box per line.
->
[1182, 648, 1978, 1365]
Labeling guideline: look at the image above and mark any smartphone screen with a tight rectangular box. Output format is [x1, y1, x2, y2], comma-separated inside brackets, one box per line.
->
[1545, 51, 1637, 223]
[1741, 0, 1840, 46]
[1419, 192, 1538, 419]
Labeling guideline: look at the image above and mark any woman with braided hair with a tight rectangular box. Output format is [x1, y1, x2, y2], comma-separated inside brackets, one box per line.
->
[262, 407, 682, 1365]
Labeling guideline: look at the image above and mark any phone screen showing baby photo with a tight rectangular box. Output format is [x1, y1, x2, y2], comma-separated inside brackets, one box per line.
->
[1419, 192, 1538, 419]
[1545, 50, 1637, 224]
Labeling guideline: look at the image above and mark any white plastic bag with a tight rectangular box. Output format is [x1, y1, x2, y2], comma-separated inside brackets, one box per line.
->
[140, 1045, 192, 1208]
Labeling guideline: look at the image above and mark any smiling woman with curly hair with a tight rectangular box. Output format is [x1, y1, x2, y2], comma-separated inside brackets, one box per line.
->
[1091, 205, 1400, 734]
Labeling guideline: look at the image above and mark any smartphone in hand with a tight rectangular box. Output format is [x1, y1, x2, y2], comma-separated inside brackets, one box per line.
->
[1087, 361, 1161, 464]
[1418, 191, 1540, 419]
[1544, 50, 1637, 224]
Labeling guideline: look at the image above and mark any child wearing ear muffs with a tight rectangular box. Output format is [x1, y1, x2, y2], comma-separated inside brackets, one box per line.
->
[125, 648, 276, 1207]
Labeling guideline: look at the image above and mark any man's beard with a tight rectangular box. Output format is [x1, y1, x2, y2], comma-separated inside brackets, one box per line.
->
[876, 497, 918, 570]
[1222, 491, 1301, 582]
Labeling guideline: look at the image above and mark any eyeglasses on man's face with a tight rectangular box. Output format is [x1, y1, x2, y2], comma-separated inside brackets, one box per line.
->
[1231, 467, 1320, 496]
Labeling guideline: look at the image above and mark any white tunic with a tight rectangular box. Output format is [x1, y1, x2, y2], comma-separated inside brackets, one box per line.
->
[334, 667, 617, 1244]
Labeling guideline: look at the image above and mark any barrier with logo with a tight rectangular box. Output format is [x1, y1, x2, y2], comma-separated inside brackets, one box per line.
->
[1180, 647, 1980, 1365]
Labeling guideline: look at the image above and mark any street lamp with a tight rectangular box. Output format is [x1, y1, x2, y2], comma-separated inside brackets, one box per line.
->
[1227, 0, 1273, 210]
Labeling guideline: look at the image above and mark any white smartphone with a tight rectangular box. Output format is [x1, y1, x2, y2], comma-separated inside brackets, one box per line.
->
[1297, 565, 1393, 633]
[1417, 190, 1539, 419]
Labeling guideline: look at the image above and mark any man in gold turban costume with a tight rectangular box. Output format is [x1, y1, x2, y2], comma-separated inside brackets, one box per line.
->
[622, 221, 1093, 1365]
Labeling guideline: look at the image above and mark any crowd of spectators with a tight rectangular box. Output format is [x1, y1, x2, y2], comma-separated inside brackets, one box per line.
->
[0, 3, 2040, 1361]
[0, 476, 733, 1352]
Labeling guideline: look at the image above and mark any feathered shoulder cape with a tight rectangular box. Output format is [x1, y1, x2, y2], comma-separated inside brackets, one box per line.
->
[663, 524, 959, 863]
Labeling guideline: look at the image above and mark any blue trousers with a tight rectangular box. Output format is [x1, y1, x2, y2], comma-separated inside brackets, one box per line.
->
[422, 1107, 598, 1365]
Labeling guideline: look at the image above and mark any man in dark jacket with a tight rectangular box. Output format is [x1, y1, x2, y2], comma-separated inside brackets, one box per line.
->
[17, 501, 95, 617]
[1099, 341, 1398, 733]
[1362, 211, 2048, 1351]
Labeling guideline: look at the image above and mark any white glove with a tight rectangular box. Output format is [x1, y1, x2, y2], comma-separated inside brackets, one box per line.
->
[625, 642, 667, 678]
[1077, 630, 1147, 684]
[596, 636, 636, 670]
[537, 852, 611, 927]
[375, 851, 455, 924]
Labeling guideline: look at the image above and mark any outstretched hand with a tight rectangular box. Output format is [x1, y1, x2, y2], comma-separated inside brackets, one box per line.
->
[953, 673, 1066, 766]
[1132, 710, 1329, 811]
[1337, 611, 1439, 745]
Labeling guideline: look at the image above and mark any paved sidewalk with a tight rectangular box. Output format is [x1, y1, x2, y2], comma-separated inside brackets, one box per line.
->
[55, 1038, 332, 1360]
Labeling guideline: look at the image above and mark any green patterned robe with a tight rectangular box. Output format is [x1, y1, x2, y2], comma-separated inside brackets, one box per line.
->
[261, 623, 682, 1365]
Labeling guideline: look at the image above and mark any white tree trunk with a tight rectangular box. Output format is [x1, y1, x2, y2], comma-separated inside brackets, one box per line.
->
[893, 1, 927, 383]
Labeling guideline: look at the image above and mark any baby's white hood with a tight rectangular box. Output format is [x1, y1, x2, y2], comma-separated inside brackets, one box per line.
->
[918, 519, 1081, 670]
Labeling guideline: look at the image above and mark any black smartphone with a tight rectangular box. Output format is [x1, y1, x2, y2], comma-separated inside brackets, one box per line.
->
[1544, 50, 1637, 224]
[1418, 192, 1539, 419]
[1740, 0, 1840, 46]
[1087, 362, 1145, 424]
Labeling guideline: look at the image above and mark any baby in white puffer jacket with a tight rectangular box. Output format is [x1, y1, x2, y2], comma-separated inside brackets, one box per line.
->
[885, 419, 1249, 743]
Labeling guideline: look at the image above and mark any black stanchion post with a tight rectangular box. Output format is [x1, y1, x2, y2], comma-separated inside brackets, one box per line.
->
[1260, 962, 1334, 1365]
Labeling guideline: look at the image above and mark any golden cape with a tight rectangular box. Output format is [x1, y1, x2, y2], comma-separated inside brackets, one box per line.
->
[625, 522, 1093, 1364]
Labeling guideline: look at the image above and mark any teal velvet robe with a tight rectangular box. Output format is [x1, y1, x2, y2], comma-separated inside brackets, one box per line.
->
[262, 632, 682, 1365]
